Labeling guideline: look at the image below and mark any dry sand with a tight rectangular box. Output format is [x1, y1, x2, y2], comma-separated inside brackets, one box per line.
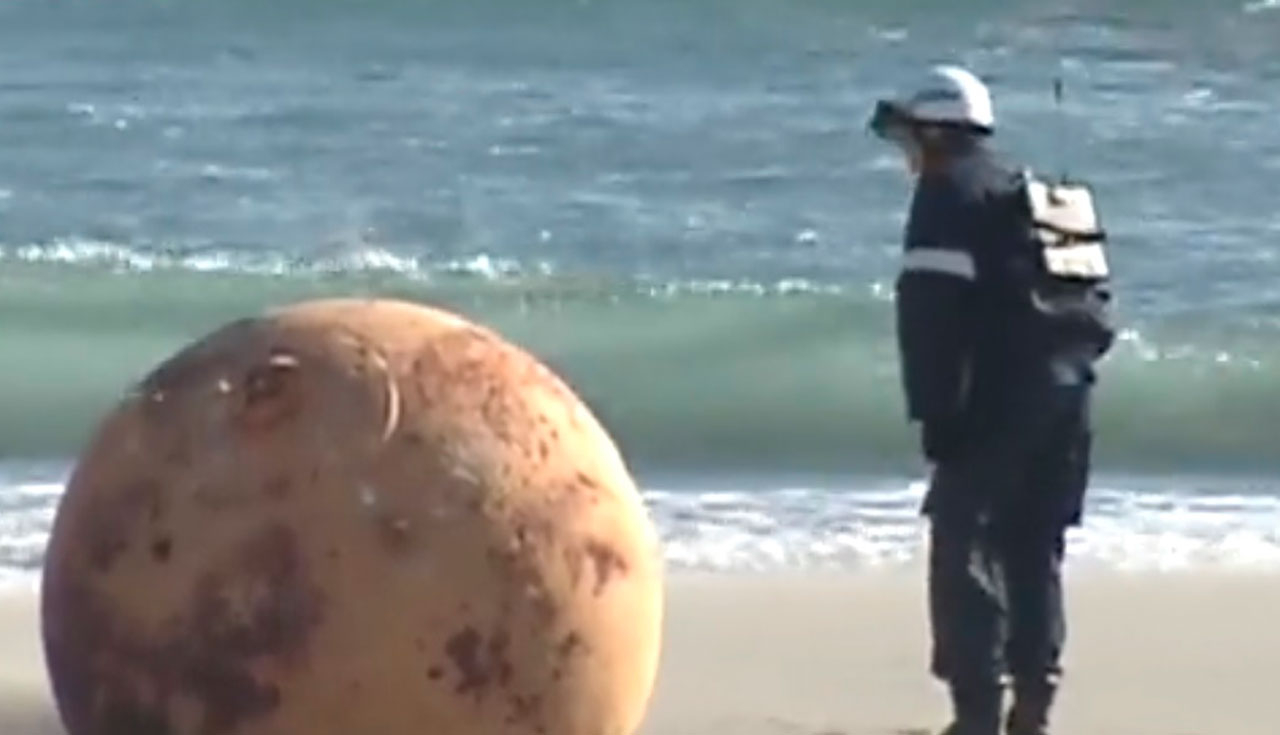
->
[642, 569, 1280, 735]
[2, 568, 1275, 734]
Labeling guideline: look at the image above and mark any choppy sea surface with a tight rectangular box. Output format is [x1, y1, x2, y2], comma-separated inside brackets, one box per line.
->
[3, 0, 1280, 582]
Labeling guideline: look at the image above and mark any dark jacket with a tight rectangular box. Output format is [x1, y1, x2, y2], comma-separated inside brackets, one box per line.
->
[894, 140, 1109, 442]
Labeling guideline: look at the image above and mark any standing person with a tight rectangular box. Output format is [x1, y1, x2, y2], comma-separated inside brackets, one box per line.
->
[866, 65, 1115, 735]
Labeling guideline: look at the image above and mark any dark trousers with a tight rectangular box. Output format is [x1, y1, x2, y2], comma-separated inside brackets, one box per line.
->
[922, 388, 1091, 690]
[927, 513, 1065, 686]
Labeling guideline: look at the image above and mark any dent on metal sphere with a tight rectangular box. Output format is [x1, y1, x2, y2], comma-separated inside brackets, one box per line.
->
[40, 298, 665, 735]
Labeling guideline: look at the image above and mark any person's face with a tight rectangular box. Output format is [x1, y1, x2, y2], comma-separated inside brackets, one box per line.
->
[868, 101, 923, 178]
[882, 124, 923, 177]
[898, 134, 924, 176]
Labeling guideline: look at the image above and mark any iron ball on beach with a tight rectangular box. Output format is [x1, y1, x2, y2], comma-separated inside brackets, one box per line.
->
[39, 297, 665, 735]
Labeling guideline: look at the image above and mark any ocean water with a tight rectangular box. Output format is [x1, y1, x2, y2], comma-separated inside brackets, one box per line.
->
[3, 0, 1280, 583]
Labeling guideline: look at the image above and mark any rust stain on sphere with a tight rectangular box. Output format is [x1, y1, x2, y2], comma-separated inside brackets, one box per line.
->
[41, 298, 665, 735]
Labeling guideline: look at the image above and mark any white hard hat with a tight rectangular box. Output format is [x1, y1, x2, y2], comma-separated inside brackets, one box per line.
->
[897, 64, 995, 133]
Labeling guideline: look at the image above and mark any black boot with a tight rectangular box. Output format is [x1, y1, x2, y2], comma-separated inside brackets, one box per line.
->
[1005, 678, 1056, 735]
[939, 683, 1003, 735]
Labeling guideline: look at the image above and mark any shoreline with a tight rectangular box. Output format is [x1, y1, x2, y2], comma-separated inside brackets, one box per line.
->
[6, 468, 1280, 581]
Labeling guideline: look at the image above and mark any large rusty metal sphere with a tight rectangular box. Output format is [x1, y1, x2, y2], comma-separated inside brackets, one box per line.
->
[40, 298, 664, 735]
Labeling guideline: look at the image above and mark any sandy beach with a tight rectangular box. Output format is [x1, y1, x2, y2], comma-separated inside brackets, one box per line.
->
[644, 570, 1280, 735]
[2, 569, 1275, 735]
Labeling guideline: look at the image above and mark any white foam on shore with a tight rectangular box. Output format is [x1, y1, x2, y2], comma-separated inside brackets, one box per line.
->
[2, 474, 1278, 588]
[649, 482, 1280, 573]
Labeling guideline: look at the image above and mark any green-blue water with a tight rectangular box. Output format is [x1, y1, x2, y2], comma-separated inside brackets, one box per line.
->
[2, 0, 1279, 577]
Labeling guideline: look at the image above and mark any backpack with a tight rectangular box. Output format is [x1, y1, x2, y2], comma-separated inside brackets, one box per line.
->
[1017, 169, 1117, 360]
